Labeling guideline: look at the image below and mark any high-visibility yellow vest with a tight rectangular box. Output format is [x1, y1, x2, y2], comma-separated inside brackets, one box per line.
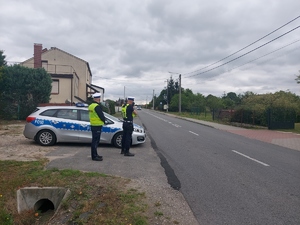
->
[121, 104, 128, 119]
[122, 104, 135, 119]
[88, 103, 104, 126]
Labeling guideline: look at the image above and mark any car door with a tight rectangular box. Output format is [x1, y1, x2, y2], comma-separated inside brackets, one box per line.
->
[55, 109, 79, 141]
[77, 109, 92, 143]
[78, 109, 113, 144]
[101, 117, 114, 144]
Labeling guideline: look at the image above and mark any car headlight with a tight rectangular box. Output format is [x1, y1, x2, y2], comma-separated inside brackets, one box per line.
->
[134, 127, 143, 133]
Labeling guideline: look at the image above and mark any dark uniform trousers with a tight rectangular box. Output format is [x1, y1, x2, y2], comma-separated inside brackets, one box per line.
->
[122, 122, 133, 153]
[91, 126, 102, 159]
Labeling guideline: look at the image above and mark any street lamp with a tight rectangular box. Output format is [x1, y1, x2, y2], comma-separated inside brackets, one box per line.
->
[168, 71, 181, 114]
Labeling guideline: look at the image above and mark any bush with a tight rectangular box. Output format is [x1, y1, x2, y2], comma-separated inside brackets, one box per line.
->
[0, 65, 52, 120]
[230, 109, 267, 126]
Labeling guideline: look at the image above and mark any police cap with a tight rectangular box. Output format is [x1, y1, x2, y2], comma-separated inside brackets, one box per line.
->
[92, 93, 101, 98]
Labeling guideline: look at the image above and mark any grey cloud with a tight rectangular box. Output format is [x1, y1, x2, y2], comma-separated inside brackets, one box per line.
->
[1, 0, 300, 103]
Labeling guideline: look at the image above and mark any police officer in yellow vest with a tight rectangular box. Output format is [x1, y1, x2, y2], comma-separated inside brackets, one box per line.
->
[89, 93, 106, 161]
[121, 96, 137, 156]
[121, 99, 127, 152]
[121, 99, 136, 152]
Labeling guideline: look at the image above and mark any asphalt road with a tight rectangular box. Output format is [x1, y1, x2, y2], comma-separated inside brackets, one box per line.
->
[138, 109, 300, 225]
[44, 113, 199, 224]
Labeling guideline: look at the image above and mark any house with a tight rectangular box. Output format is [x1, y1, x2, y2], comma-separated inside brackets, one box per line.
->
[21, 43, 105, 104]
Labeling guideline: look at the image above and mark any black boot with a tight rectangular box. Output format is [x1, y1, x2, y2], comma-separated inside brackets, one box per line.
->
[120, 149, 125, 154]
[124, 152, 135, 156]
[92, 156, 103, 161]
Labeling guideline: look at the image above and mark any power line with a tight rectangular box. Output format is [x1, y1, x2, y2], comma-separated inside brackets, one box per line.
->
[226, 39, 300, 72]
[183, 15, 300, 76]
[192, 42, 300, 85]
[97, 16, 300, 82]
[185, 25, 300, 78]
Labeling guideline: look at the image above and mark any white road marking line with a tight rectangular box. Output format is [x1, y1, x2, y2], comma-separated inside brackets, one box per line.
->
[173, 124, 181, 128]
[232, 150, 270, 167]
[146, 111, 181, 128]
[189, 131, 199, 136]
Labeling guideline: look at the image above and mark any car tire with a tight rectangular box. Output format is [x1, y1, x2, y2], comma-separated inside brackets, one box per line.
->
[36, 130, 56, 146]
[112, 132, 123, 148]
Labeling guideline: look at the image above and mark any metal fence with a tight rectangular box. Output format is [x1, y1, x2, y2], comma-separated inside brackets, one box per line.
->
[216, 108, 298, 129]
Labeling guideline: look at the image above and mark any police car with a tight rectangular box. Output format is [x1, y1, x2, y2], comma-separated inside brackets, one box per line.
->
[23, 104, 146, 148]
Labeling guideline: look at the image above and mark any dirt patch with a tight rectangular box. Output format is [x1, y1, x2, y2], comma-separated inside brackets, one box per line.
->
[0, 121, 55, 161]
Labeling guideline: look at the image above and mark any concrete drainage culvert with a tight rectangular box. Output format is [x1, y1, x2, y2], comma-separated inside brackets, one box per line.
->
[17, 187, 70, 216]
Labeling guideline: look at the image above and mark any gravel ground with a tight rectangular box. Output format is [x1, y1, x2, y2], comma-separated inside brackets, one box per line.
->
[0, 121, 199, 225]
[0, 121, 56, 161]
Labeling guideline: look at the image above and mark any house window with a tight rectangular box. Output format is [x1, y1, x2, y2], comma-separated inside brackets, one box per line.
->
[51, 79, 59, 94]
[42, 60, 48, 71]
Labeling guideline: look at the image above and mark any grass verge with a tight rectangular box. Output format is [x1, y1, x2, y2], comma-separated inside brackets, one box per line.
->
[0, 159, 148, 225]
[169, 112, 300, 134]
[276, 123, 300, 134]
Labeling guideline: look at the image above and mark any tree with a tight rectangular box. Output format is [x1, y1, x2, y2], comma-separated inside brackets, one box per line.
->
[233, 91, 300, 126]
[296, 70, 300, 84]
[167, 76, 179, 102]
[0, 65, 52, 119]
[0, 50, 7, 67]
[205, 94, 223, 110]
[169, 93, 186, 112]
[105, 99, 115, 114]
[193, 93, 206, 111]
[150, 76, 182, 111]
[148, 94, 159, 110]
[222, 92, 241, 109]
[152, 90, 165, 110]
[0, 51, 6, 85]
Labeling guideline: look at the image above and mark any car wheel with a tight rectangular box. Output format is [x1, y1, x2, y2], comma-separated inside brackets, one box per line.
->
[112, 132, 123, 148]
[36, 130, 56, 146]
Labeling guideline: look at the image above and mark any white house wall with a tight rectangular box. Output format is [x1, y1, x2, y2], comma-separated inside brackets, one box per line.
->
[50, 78, 72, 103]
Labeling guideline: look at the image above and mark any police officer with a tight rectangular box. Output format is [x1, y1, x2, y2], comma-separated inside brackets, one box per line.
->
[88, 93, 106, 161]
[121, 99, 127, 153]
[121, 96, 137, 156]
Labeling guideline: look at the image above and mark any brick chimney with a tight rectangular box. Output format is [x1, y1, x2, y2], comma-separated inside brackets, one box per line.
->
[34, 43, 42, 68]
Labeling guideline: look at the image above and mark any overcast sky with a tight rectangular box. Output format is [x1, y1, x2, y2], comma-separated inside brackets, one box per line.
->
[1, 0, 300, 104]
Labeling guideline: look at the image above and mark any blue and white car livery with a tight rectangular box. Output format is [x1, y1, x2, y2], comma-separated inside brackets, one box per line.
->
[23, 105, 146, 148]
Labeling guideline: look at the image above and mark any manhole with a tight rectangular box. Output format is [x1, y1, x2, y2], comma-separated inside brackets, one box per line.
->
[17, 187, 70, 214]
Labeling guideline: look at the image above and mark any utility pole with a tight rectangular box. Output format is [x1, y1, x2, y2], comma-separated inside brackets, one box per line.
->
[153, 89, 155, 110]
[179, 74, 181, 114]
[165, 79, 169, 112]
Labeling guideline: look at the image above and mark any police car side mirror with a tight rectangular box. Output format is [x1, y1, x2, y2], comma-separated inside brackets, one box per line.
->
[105, 119, 113, 125]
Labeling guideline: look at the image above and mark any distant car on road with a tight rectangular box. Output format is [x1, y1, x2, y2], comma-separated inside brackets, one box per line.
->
[136, 105, 142, 110]
[23, 104, 146, 148]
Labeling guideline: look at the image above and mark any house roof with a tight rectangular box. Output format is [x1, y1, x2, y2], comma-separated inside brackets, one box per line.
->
[21, 46, 93, 77]
[88, 83, 105, 93]
[91, 84, 105, 90]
